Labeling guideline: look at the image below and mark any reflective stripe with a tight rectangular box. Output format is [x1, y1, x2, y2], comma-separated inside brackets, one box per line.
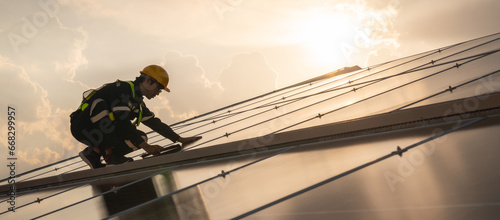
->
[124, 140, 139, 150]
[90, 110, 109, 123]
[75, 81, 143, 126]
[112, 106, 130, 112]
[124, 134, 147, 150]
[141, 115, 154, 121]
[90, 98, 105, 116]
[141, 112, 155, 122]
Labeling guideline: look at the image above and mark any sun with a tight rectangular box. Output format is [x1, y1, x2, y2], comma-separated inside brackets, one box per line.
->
[294, 7, 356, 65]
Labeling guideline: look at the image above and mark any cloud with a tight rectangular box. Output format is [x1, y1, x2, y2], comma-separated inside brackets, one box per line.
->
[0, 10, 91, 109]
[393, 0, 500, 56]
[0, 6, 91, 176]
[0, 60, 49, 122]
[219, 52, 278, 104]
[330, 0, 401, 67]
[0, 59, 81, 176]
[140, 51, 279, 124]
[1, 0, 497, 179]
[58, 0, 217, 42]
[17, 146, 61, 166]
[151, 51, 223, 122]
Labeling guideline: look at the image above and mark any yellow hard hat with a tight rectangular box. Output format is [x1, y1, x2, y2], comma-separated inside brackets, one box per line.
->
[140, 65, 170, 92]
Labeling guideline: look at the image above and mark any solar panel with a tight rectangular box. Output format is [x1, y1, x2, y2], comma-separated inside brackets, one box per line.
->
[1, 33, 500, 220]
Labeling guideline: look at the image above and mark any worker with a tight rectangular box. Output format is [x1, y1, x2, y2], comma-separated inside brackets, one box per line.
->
[70, 65, 201, 169]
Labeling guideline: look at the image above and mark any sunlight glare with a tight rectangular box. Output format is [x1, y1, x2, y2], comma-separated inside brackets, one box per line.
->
[296, 7, 355, 65]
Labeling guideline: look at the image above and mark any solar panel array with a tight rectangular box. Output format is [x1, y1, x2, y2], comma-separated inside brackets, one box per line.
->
[1, 32, 500, 219]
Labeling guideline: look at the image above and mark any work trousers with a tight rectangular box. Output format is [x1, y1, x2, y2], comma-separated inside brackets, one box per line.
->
[70, 110, 147, 157]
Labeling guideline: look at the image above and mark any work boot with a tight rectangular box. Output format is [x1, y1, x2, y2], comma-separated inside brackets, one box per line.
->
[105, 154, 134, 165]
[79, 147, 106, 169]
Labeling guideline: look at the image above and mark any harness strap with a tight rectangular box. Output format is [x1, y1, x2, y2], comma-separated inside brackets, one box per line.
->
[77, 81, 143, 126]
[124, 81, 143, 126]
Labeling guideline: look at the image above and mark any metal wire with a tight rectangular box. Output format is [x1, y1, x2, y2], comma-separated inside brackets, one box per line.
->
[393, 68, 500, 111]
[4, 34, 499, 218]
[231, 116, 488, 219]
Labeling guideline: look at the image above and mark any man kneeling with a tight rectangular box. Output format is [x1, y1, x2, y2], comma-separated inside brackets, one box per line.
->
[70, 65, 201, 169]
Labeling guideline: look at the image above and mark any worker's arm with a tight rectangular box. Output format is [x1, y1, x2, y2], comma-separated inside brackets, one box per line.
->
[178, 136, 203, 147]
[141, 105, 180, 142]
[141, 104, 202, 147]
[139, 141, 163, 155]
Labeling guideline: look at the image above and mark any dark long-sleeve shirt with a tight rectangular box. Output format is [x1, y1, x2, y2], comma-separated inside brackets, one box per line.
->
[82, 80, 179, 146]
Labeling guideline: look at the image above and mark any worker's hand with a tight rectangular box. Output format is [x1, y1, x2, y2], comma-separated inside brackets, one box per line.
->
[178, 136, 202, 147]
[139, 142, 163, 155]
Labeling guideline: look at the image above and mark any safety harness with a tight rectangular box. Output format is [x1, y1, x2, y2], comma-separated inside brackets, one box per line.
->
[77, 81, 143, 126]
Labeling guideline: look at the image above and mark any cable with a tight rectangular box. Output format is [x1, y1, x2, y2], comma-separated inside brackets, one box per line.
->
[0, 155, 78, 184]
[103, 111, 485, 219]
[184, 50, 491, 150]
[18, 159, 83, 182]
[156, 42, 499, 148]
[106, 112, 495, 220]
[102, 145, 302, 220]
[270, 51, 497, 135]
[231, 116, 488, 219]
[6, 33, 498, 195]
[31, 164, 184, 220]
[1, 69, 347, 182]
[19, 61, 500, 217]
[1, 164, 196, 217]
[0, 179, 100, 216]
[20, 52, 500, 218]
[392, 68, 500, 111]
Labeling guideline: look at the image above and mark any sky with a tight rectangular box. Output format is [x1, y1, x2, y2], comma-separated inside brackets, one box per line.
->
[0, 0, 499, 177]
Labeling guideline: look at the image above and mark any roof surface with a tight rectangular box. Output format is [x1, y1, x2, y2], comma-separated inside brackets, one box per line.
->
[1, 32, 500, 220]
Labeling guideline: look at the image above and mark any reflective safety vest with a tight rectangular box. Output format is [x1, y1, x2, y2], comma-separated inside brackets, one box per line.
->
[77, 81, 143, 126]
